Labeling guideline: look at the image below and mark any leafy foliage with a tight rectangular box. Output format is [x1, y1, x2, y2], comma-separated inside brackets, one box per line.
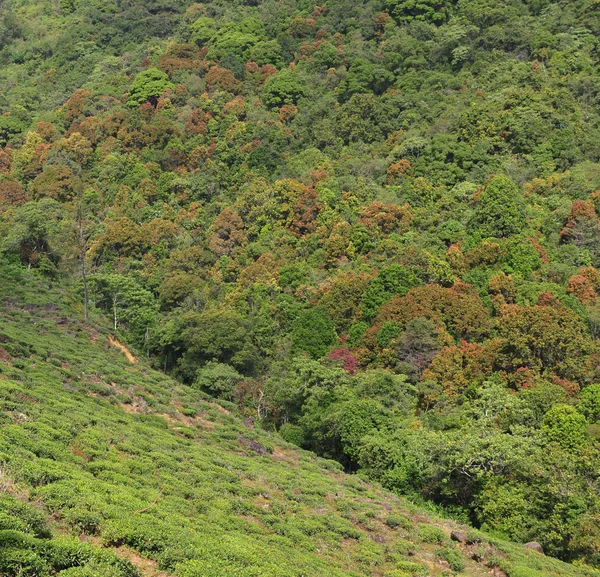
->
[2, 0, 600, 569]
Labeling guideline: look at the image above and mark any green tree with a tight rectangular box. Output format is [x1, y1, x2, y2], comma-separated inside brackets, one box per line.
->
[291, 307, 337, 358]
[386, 0, 453, 23]
[179, 307, 256, 377]
[189, 16, 217, 46]
[578, 384, 600, 423]
[339, 58, 394, 100]
[377, 321, 402, 348]
[0, 199, 65, 269]
[470, 175, 526, 238]
[362, 264, 422, 321]
[0, 116, 25, 146]
[194, 361, 243, 400]
[263, 69, 307, 108]
[542, 404, 588, 450]
[89, 274, 157, 343]
[127, 68, 175, 107]
[501, 237, 542, 278]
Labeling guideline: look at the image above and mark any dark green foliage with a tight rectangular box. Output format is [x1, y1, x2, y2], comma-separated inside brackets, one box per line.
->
[339, 59, 395, 100]
[377, 321, 402, 348]
[347, 322, 369, 347]
[88, 274, 157, 341]
[292, 307, 337, 358]
[0, 116, 25, 146]
[194, 361, 243, 399]
[362, 265, 422, 321]
[470, 176, 526, 239]
[1, 200, 65, 268]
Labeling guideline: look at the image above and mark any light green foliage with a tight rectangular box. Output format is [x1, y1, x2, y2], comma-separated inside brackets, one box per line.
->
[0, 494, 136, 577]
[437, 546, 466, 572]
[477, 483, 534, 542]
[189, 17, 217, 46]
[578, 384, 600, 423]
[279, 423, 306, 446]
[336, 398, 386, 461]
[502, 238, 542, 278]
[386, 0, 452, 22]
[194, 361, 243, 400]
[127, 68, 174, 107]
[418, 525, 447, 544]
[206, 18, 264, 60]
[377, 321, 402, 347]
[263, 69, 308, 108]
[347, 322, 369, 346]
[542, 404, 588, 449]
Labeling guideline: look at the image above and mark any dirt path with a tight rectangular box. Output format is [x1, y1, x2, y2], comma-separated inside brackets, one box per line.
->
[108, 335, 137, 363]
[84, 536, 170, 577]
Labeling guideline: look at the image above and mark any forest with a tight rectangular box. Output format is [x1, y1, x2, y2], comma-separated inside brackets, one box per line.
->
[1, 0, 600, 570]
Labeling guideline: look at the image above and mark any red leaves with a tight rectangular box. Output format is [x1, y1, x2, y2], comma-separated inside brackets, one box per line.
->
[560, 199, 599, 240]
[206, 66, 242, 93]
[62, 88, 92, 126]
[158, 44, 206, 75]
[386, 159, 412, 183]
[0, 179, 26, 211]
[358, 201, 412, 235]
[289, 17, 316, 38]
[279, 104, 298, 124]
[328, 347, 358, 374]
[185, 109, 213, 136]
[567, 267, 600, 303]
[291, 187, 323, 236]
[0, 150, 11, 174]
[376, 284, 491, 341]
[496, 303, 593, 383]
[422, 340, 494, 397]
[208, 208, 247, 257]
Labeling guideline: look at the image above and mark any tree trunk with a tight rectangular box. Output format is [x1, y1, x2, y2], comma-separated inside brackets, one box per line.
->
[79, 219, 89, 321]
[113, 295, 118, 330]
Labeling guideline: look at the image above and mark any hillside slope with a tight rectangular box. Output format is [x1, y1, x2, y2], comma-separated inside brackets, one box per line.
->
[0, 262, 597, 577]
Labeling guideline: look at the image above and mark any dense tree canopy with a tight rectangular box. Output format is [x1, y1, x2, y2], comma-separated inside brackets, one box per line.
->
[2, 0, 600, 566]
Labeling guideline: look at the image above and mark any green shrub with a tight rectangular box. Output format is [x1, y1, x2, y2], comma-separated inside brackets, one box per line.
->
[417, 524, 447, 544]
[393, 560, 429, 575]
[279, 424, 306, 447]
[437, 546, 466, 573]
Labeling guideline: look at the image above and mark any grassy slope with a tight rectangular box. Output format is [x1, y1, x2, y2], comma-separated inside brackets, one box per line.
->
[0, 263, 598, 577]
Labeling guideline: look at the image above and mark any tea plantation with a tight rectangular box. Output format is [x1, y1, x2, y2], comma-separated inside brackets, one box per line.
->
[0, 261, 598, 577]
